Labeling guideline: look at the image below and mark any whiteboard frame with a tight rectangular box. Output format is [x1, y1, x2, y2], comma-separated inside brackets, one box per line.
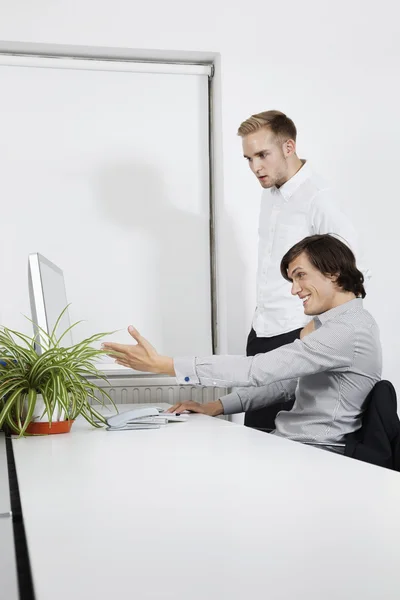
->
[0, 50, 218, 354]
[0, 54, 212, 76]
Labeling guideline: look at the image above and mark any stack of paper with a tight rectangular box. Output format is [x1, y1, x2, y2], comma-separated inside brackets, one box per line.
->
[105, 406, 188, 431]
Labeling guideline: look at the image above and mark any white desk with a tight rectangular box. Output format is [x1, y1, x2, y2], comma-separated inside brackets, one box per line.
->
[11, 404, 400, 600]
[0, 432, 12, 517]
[0, 513, 19, 599]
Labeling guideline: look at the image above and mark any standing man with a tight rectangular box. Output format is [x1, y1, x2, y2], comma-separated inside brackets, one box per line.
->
[235, 110, 370, 431]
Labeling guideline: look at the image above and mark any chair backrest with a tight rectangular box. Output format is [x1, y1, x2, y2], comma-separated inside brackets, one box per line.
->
[345, 380, 400, 470]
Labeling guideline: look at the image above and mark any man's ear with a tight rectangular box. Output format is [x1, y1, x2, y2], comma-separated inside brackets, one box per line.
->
[283, 138, 296, 158]
[329, 272, 340, 283]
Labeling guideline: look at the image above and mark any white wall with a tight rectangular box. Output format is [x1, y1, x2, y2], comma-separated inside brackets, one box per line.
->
[1, 1, 399, 391]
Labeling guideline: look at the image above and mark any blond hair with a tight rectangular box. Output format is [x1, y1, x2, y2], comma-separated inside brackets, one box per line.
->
[237, 110, 297, 141]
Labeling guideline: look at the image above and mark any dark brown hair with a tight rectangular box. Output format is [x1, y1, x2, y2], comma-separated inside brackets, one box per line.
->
[280, 234, 366, 298]
[237, 110, 297, 142]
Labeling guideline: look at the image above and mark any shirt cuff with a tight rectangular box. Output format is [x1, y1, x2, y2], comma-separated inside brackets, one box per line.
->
[219, 390, 244, 415]
[173, 357, 201, 385]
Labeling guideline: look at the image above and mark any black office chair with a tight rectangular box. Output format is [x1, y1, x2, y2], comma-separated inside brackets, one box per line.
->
[345, 380, 400, 471]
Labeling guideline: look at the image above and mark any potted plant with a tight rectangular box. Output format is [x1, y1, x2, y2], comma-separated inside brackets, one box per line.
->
[0, 307, 116, 436]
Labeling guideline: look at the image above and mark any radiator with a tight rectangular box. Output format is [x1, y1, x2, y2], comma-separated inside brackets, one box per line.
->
[89, 375, 229, 418]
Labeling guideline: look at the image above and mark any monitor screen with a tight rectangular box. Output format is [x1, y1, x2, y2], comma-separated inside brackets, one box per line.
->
[28, 253, 73, 353]
[27, 253, 131, 375]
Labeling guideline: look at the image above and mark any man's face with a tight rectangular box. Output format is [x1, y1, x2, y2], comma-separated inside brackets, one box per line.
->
[288, 252, 338, 316]
[242, 128, 290, 188]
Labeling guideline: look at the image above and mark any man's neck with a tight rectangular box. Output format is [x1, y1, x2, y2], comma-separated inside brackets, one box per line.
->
[276, 157, 305, 188]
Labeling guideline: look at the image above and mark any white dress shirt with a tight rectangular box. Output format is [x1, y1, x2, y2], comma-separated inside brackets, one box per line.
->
[174, 299, 382, 447]
[253, 161, 370, 337]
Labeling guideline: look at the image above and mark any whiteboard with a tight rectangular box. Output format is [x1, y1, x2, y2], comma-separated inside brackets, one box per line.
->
[0, 57, 212, 359]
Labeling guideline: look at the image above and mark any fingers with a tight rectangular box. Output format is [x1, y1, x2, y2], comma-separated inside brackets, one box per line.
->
[102, 342, 128, 352]
[103, 349, 127, 359]
[101, 342, 130, 359]
[128, 326, 157, 354]
[104, 327, 156, 357]
[166, 402, 184, 413]
[166, 401, 203, 414]
[127, 326, 142, 343]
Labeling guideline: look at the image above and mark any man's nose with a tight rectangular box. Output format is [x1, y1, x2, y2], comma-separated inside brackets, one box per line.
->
[291, 280, 301, 296]
[251, 157, 262, 173]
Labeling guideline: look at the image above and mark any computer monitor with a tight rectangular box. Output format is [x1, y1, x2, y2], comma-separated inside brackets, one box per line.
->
[28, 253, 73, 354]
[27, 253, 130, 375]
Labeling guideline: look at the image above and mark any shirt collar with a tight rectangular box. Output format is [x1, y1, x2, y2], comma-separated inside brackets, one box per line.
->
[274, 160, 310, 201]
[315, 298, 363, 326]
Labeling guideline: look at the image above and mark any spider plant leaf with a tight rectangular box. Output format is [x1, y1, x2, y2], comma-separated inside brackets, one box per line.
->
[20, 388, 37, 437]
[0, 387, 26, 429]
[5, 411, 21, 434]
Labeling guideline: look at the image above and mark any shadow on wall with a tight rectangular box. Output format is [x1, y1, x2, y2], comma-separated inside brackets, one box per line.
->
[95, 162, 247, 358]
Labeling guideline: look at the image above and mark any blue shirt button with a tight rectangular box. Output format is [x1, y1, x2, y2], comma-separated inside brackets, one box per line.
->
[184, 376, 190, 382]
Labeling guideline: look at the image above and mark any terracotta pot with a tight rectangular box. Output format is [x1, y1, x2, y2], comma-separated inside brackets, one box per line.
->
[25, 420, 74, 435]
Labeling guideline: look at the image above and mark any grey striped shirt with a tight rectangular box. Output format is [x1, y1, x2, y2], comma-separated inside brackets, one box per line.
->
[174, 299, 382, 447]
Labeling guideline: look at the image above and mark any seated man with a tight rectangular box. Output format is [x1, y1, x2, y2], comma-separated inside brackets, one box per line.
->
[103, 234, 382, 453]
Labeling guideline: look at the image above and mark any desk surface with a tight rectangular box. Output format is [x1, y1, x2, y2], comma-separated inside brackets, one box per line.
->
[0, 517, 19, 600]
[11, 404, 400, 600]
[0, 432, 12, 516]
